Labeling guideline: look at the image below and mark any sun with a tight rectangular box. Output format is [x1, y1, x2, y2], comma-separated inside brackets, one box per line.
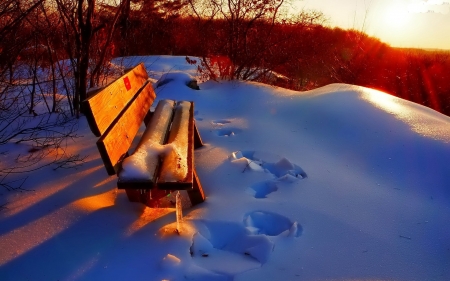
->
[383, 3, 412, 29]
[373, 2, 419, 47]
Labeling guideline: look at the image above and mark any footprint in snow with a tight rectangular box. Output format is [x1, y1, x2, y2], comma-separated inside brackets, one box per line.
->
[187, 216, 301, 279]
[230, 150, 307, 198]
[250, 181, 278, 199]
[211, 119, 241, 137]
[211, 119, 231, 126]
[244, 211, 302, 237]
[216, 128, 242, 137]
[231, 150, 307, 179]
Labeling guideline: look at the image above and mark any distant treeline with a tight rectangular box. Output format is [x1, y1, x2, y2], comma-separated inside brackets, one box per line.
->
[116, 14, 450, 117]
[1, 0, 449, 117]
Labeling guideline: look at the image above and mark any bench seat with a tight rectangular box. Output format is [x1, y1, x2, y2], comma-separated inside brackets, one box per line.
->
[117, 100, 195, 190]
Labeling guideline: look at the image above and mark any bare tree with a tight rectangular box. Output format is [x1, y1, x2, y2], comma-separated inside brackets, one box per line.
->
[0, 0, 86, 191]
[55, 0, 126, 115]
[186, 0, 329, 85]
[187, 0, 287, 80]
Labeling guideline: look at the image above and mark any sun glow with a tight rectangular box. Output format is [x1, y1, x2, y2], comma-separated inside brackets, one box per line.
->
[383, 3, 412, 29]
[362, 88, 450, 142]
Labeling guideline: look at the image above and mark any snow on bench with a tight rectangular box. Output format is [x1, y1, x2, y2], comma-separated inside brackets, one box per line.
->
[119, 100, 176, 181]
[159, 101, 192, 185]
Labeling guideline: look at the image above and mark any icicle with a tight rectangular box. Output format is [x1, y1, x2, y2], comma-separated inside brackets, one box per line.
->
[176, 191, 183, 233]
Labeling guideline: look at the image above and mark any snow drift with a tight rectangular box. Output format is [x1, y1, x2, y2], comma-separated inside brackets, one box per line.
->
[0, 56, 449, 281]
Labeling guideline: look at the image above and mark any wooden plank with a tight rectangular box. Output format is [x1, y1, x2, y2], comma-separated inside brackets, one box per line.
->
[145, 189, 171, 207]
[97, 81, 156, 175]
[82, 63, 149, 136]
[117, 100, 176, 188]
[158, 101, 194, 190]
[124, 189, 169, 207]
[157, 181, 193, 190]
[125, 189, 142, 202]
[187, 168, 206, 205]
[194, 121, 204, 149]
[118, 180, 153, 190]
[137, 100, 175, 150]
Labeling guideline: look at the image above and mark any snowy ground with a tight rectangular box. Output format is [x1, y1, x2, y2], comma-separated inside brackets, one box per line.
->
[1, 56, 450, 281]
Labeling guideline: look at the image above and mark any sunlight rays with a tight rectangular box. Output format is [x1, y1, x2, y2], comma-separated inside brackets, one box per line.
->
[73, 190, 117, 212]
[0, 203, 80, 266]
[420, 67, 441, 113]
[0, 189, 118, 267]
[93, 175, 117, 188]
[125, 207, 175, 236]
[2, 165, 104, 217]
[0, 159, 119, 267]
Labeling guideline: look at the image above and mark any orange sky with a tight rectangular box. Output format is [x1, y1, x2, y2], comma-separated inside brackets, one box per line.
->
[295, 0, 450, 50]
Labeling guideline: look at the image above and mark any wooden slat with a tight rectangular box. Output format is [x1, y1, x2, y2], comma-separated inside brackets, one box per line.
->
[137, 100, 176, 149]
[124, 189, 142, 202]
[194, 121, 204, 149]
[97, 81, 156, 175]
[117, 100, 176, 189]
[158, 101, 194, 190]
[82, 63, 149, 136]
[187, 168, 206, 205]
[117, 180, 153, 189]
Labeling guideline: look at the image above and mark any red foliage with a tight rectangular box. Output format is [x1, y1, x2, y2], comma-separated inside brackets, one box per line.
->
[110, 13, 450, 117]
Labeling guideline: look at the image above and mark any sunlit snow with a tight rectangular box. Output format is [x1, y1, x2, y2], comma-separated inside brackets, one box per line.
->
[1, 56, 449, 281]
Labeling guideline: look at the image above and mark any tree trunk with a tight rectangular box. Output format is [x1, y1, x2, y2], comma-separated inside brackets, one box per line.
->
[118, 0, 131, 56]
[74, 0, 95, 115]
[90, 1, 125, 87]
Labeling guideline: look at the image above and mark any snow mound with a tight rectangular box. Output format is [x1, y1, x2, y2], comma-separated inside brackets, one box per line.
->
[156, 71, 199, 89]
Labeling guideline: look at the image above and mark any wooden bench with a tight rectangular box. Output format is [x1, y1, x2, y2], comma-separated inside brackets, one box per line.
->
[82, 63, 205, 207]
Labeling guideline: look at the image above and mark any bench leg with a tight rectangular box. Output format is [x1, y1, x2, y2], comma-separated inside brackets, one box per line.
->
[194, 122, 204, 149]
[125, 189, 142, 203]
[187, 168, 205, 205]
[125, 189, 170, 208]
[144, 188, 170, 207]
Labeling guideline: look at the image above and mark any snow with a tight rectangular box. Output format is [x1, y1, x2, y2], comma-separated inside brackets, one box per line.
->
[156, 72, 198, 88]
[119, 99, 175, 181]
[1, 56, 450, 281]
[119, 99, 191, 183]
[159, 101, 191, 183]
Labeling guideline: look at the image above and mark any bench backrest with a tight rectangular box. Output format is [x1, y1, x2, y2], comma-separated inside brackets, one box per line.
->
[82, 63, 156, 175]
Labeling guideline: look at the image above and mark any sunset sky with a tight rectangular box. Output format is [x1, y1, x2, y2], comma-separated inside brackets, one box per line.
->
[297, 0, 450, 50]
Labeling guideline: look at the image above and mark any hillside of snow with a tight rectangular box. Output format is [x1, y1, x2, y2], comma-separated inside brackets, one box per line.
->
[1, 56, 449, 281]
